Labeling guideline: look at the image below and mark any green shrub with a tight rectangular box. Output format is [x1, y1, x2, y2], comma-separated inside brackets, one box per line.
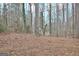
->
[0, 24, 5, 33]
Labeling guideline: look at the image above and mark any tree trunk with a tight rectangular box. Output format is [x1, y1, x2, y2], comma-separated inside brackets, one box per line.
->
[3, 3, 7, 30]
[49, 3, 52, 36]
[66, 3, 68, 37]
[72, 3, 75, 38]
[22, 3, 26, 32]
[74, 4, 79, 38]
[56, 4, 59, 37]
[35, 3, 39, 35]
[29, 3, 32, 28]
[62, 4, 65, 37]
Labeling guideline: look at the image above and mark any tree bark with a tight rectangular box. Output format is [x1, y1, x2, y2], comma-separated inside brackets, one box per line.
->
[3, 3, 7, 30]
[49, 3, 52, 36]
[22, 3, 26, 32]
[35, 3, 39, 35]
[72, 3, 75, 38]
[56, 3, 59, 37]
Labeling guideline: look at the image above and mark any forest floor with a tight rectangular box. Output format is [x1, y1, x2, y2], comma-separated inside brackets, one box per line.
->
[0, 32, 79, 56]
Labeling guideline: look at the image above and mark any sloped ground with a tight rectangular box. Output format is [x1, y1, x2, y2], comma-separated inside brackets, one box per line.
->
[0, 32, 79, 56]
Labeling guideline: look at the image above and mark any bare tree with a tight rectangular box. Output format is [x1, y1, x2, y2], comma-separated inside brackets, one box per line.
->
[66, 3, 68, 37]
[3, 3, 8, 30]
[41, 4, 46, 35]
[72, 3, 75, 38]
[40, 4, 44, 31]
[22, 3, 26, 32]
[56, 3, 59, 37]
[34, 3, 39, 35]
[62, 4, 66, 37]
[29, 3, 32, 29]
[74, 3, 79, 38]
[49, 3, 52, 35]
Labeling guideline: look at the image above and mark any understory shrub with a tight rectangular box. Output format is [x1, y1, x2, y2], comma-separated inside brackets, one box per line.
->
[0, 24, 5, 33]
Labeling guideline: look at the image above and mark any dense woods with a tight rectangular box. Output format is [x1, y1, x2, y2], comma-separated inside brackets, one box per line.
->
[1, 3, 79, 56]
[0, 3, 79, 38]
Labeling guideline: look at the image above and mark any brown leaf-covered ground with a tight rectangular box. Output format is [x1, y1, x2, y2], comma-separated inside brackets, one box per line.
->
[0, 32, 79, 56]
